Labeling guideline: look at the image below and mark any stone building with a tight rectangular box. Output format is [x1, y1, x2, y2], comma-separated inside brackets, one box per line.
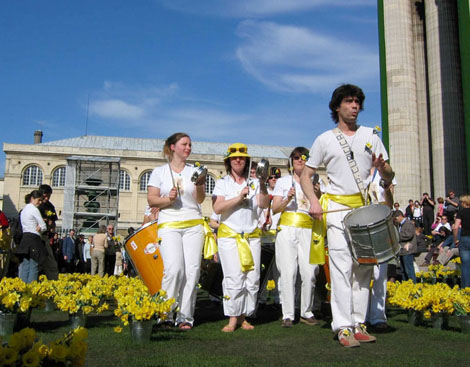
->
[2, 132, 320, 235]
[378, 0, 470, 204]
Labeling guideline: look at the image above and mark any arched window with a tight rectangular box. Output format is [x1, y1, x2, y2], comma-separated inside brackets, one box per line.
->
[119, 170, 131, 191]
[22, 165, 43, 186]
[205, 174, 216, 195]
[139, 171, 152, 192]
[52, 166, 66, 187]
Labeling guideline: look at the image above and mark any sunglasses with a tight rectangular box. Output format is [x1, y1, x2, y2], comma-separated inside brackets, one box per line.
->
[229, 147, 247, 153]
[268, 176, 278, 179]
[292, 156, 303, 161]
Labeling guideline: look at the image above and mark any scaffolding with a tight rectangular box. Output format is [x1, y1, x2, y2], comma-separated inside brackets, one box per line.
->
[62, 156, 120, 234]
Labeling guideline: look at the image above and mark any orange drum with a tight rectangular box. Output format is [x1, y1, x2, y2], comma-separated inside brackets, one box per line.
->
[124, 221, 164, 295]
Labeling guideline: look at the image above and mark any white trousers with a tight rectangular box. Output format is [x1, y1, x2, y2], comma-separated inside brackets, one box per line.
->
[275, 225, 319, 320]
[218, 236, 261, 317]
[159, 225, 204, 325]
[327, 201, 373, 332]
[367, 263, 387, 325]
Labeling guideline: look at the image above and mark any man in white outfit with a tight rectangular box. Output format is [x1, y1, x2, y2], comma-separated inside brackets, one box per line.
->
[300, 84, 393, 348]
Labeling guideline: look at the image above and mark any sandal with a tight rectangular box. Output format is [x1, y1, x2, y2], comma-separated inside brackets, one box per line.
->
[221, 324, 236, 332]
[240, 320, 254, 330]
[178, 322, 192, 330]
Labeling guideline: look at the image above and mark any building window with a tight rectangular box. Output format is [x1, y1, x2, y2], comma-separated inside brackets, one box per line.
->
[52, 167, 66, 187]
[22, 165, 43, 186]
[205, 174, 216, 195]
[119, 170, 131, 191]
[139, 171, 152, 192]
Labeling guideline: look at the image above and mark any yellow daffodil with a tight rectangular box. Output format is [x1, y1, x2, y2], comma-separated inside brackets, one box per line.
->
[266, 280, 276, 291]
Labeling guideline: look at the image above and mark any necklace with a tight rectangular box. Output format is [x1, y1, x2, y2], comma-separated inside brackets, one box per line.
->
[343, 132, 357, 160]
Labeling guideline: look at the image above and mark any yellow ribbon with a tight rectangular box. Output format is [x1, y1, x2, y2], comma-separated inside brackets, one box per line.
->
[278, 211, 325, 265]
[217, 223, 261, 272]
[157, 218, 217, 260]
[261, 229, 277, 242]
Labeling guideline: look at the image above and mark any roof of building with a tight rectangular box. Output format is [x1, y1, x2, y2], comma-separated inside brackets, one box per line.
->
[40, 135, 293, 159]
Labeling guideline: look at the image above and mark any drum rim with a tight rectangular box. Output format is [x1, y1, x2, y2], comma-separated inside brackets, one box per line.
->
[344, 204, 392, 229]
[124, 220, 158, 243]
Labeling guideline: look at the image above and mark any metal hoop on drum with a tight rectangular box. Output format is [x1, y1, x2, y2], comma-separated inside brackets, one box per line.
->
[343, 204, 400, 265]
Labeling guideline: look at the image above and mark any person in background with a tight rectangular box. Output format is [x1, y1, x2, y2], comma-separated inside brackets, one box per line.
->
[454, 194, 470, 288]
[38, 184, 59, 280]
[420, 193, 435, 235]
[114, 246, 124, 275]
[393, 210, 417, 283]
[393, 202, 400, 212]
[445, 190, 460, 224]
[412, 201, 423, 228]
[16, 190, 47, 283]
[104, 224, 117, 276]
[405, 199, 414, 220]
[436, 197, 445, 217]
[83, 235, 92, 274]
[91, 225, 108, 276]
[61, 229, 76, 273]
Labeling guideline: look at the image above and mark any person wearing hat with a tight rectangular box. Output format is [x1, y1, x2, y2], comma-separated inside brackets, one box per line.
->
[258, 167, 282, 307]
[147, 132, 208, 330]
[272, 147, 320, 328]
[212, 143, 270, 332]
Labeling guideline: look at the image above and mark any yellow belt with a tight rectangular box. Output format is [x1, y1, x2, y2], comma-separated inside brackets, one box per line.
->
[278, 211, 325, 265]
[217, 223, 261, 272]
[262, 229, 277, 240]
[158, 218, 217, 260]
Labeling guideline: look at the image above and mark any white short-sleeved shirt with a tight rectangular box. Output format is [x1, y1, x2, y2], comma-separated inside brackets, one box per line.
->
[307, 126, 388, 195]
[272, 176, 310, 214]
[147, 164, 202, 224]
[212, 175, 262, 233]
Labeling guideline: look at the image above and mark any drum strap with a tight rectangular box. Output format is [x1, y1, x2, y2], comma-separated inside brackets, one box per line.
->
[158, 218, 217, 260]
[278, 212, 326, 265]
[217, 223, 261, 272]
[332, 127, 368, 204]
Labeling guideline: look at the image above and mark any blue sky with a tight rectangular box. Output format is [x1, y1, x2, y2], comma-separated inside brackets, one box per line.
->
[0, 0, 381, 177]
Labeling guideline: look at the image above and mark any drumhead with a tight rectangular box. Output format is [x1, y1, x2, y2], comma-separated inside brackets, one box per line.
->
[344, 204, 391, 228]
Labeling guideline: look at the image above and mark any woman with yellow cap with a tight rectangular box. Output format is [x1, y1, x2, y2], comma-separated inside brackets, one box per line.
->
[147, 132, 206, 330]
[212, 143, 270, 332]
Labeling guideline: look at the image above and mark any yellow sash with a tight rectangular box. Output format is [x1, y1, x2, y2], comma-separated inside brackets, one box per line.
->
[261, 229, 277, 242]
[217, 223, 261, 272]
[158, 218, 217, 260]
[278, 211, 325, 265]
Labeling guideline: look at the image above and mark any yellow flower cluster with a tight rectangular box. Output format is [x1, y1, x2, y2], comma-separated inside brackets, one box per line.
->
[387, 280, 470, 318]
[113, 277, 175, 332]
[0, 327, 87, 367]
[415, 264, 460, 282]
[0, 277, 37, 313]
[450, 257, 461, 264]
[50, 274, 116, 315]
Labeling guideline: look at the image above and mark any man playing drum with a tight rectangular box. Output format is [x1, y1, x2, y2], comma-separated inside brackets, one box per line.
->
[300, 84, 393, 348]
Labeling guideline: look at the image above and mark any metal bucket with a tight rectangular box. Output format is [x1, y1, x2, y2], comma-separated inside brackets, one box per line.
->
[130, 319, 153, 343]
[0, 313, 18, 337]
[343, 204, 399, 265]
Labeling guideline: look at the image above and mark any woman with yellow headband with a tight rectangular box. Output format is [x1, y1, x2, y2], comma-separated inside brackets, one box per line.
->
[147, 132, 206, 330]
[212, 143, 270, 332]
[272, 147, 320, 328]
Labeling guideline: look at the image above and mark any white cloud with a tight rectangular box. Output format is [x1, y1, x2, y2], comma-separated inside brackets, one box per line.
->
[235, 20, 379, 93]
[158, 0, 374, 17]
[90, 99, 146, 120]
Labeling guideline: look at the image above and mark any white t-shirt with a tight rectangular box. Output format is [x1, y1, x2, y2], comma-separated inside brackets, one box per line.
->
[307, 126, 389, 195]
[20, 203, 47, 236]
[212, 175, 262, 233]
[147, 164, 202, 224]
[272, 175, 311, 214]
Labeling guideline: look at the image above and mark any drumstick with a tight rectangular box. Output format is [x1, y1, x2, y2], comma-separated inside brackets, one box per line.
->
[245, 158, 253, 198]
[290, 158, 298, 209]
[167, 157, 180, 197]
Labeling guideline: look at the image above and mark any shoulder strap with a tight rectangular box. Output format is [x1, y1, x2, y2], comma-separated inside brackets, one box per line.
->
[332, 127, 367, 204]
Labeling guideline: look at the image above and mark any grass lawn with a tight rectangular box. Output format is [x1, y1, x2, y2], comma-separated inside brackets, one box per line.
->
[29, 292, 470, 367]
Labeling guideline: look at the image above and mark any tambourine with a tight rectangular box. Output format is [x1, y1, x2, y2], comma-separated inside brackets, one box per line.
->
[255, 159, 270, 182]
